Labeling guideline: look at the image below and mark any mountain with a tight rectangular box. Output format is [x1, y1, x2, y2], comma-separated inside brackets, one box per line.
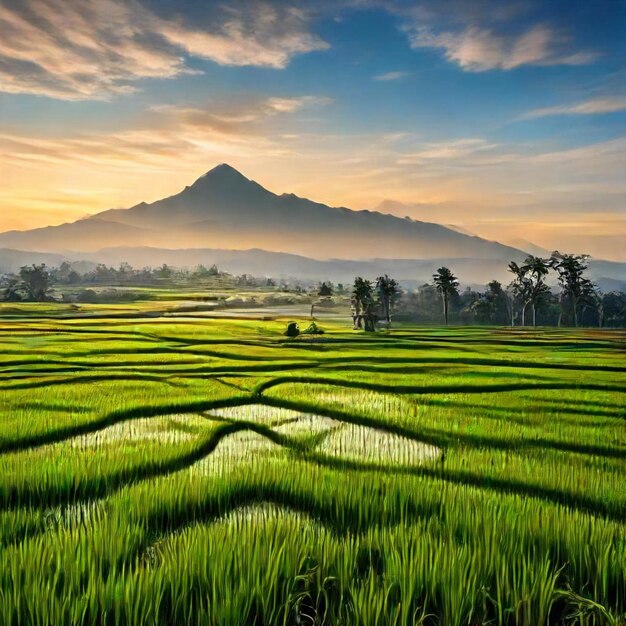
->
[0, 218, 160, 252]
[0, 164, 523, 262]
[594, 277, 626, 292]
[444, 224, 476, 237]
[503, 238, 551, 257]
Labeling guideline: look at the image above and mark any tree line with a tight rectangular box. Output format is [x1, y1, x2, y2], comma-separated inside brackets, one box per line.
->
[0, 262, 292, 302]
[348, 253, 624, 328]
[1, 253, 625, 327]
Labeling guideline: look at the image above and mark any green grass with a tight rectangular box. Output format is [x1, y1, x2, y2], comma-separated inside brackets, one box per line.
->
[0, 300, 624, 625]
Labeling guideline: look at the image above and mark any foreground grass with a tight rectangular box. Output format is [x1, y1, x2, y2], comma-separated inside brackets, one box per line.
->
[0, 302, 624, 625]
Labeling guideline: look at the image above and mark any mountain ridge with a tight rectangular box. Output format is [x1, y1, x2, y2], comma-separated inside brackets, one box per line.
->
[0, 163, 539, 261]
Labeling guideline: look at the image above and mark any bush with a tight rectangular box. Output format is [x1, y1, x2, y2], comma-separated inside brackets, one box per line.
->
[302, 322, 325, 335]
[284, 322, 300, 337]
[61, 289, 148, 304]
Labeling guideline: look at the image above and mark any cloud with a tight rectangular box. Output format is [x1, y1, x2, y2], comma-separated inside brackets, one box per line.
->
[408, 23, 599, 71]
[0, 94, 332, 175]
[391, 0, 601, 72]
[264, 96, 333, 113]
[527, 137, 626, 165]
[0, 0, 329, 100]
[150, 96, 332, 137]
[521, 97, 626, 119]
[158, 4, 328, 70]
[396, 138, 499, 163]
[373, 71, 410, 81]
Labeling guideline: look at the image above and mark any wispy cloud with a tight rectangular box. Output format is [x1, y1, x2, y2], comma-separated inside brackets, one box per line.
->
[0, 93, 336, 228]
[0, 95, 332, 176]
[526, 137, 626, 165]
[264, 96, 333, 113]
[0, 0, 329, 100]
[407, 23, 599, 71]
[396, 138, 499, 163]
[390, 0, 600, 72]
[150, 96, 332, 136]
[373, 71, 410, 81]
[521, 97, 626, 119]
[157, 4, 329, 70]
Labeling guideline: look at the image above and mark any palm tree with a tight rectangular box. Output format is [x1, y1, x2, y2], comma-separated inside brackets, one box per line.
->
[508, 256, 550, 326]
[549, 252, 590, 327]
[432, 267, 459, 325]
[351, 277, 375, 330]
[376, 275, 399, 323]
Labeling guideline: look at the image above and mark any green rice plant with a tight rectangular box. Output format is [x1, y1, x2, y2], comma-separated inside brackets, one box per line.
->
[0, 311, 624, 624]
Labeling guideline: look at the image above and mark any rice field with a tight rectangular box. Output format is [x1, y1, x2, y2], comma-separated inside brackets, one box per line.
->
[0, 302, 624, 625]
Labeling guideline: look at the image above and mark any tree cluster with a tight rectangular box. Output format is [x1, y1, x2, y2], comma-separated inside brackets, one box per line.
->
[1, 264, 53, 302]
[508, 253, 598, 327]
[49, 262, 222, 286]
[350, 275, 400, 331]
[351, 253, 624, 329]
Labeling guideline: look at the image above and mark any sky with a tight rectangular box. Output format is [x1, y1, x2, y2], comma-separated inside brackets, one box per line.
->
[0, 0, 625, 260]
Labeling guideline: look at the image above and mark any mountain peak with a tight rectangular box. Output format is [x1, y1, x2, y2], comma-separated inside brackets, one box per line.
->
[210, 163, 241, 174]
[192, 163, 248, 184]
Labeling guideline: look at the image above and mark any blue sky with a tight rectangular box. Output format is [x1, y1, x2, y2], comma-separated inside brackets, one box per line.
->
[0, 0, 625, 259]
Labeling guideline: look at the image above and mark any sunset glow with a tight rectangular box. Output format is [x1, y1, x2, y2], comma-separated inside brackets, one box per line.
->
[1, 0, 624, 259]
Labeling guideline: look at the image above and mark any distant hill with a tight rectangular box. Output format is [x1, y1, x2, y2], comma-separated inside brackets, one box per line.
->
[0, 219, 159, 254]
[71, 246, 518, 284]
[2, 245, 623, 288]
[0, 248, 66, 273]
[594, 277, 626, 292]
[0, 164, 523, 262]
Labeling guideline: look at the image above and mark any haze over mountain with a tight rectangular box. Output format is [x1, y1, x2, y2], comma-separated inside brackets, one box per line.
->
[0, 164, 522, 261]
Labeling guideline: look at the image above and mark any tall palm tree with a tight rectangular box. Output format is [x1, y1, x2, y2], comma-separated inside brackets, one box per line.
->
[351, 277, 374, 330]
[376, 274, 399, 323]
[432, 267, 459, 325]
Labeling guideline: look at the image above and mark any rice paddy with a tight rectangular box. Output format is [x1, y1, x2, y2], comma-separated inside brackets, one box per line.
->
[0, 302, 624, 624]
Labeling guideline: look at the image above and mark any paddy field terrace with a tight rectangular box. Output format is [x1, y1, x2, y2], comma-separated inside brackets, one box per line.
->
[0, 299, 624, 625]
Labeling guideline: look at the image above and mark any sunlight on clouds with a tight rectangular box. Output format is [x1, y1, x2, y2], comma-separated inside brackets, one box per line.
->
[158, 5, 328, 69]
[0, 0, 328, 100]
[408, 24, 599, 71]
